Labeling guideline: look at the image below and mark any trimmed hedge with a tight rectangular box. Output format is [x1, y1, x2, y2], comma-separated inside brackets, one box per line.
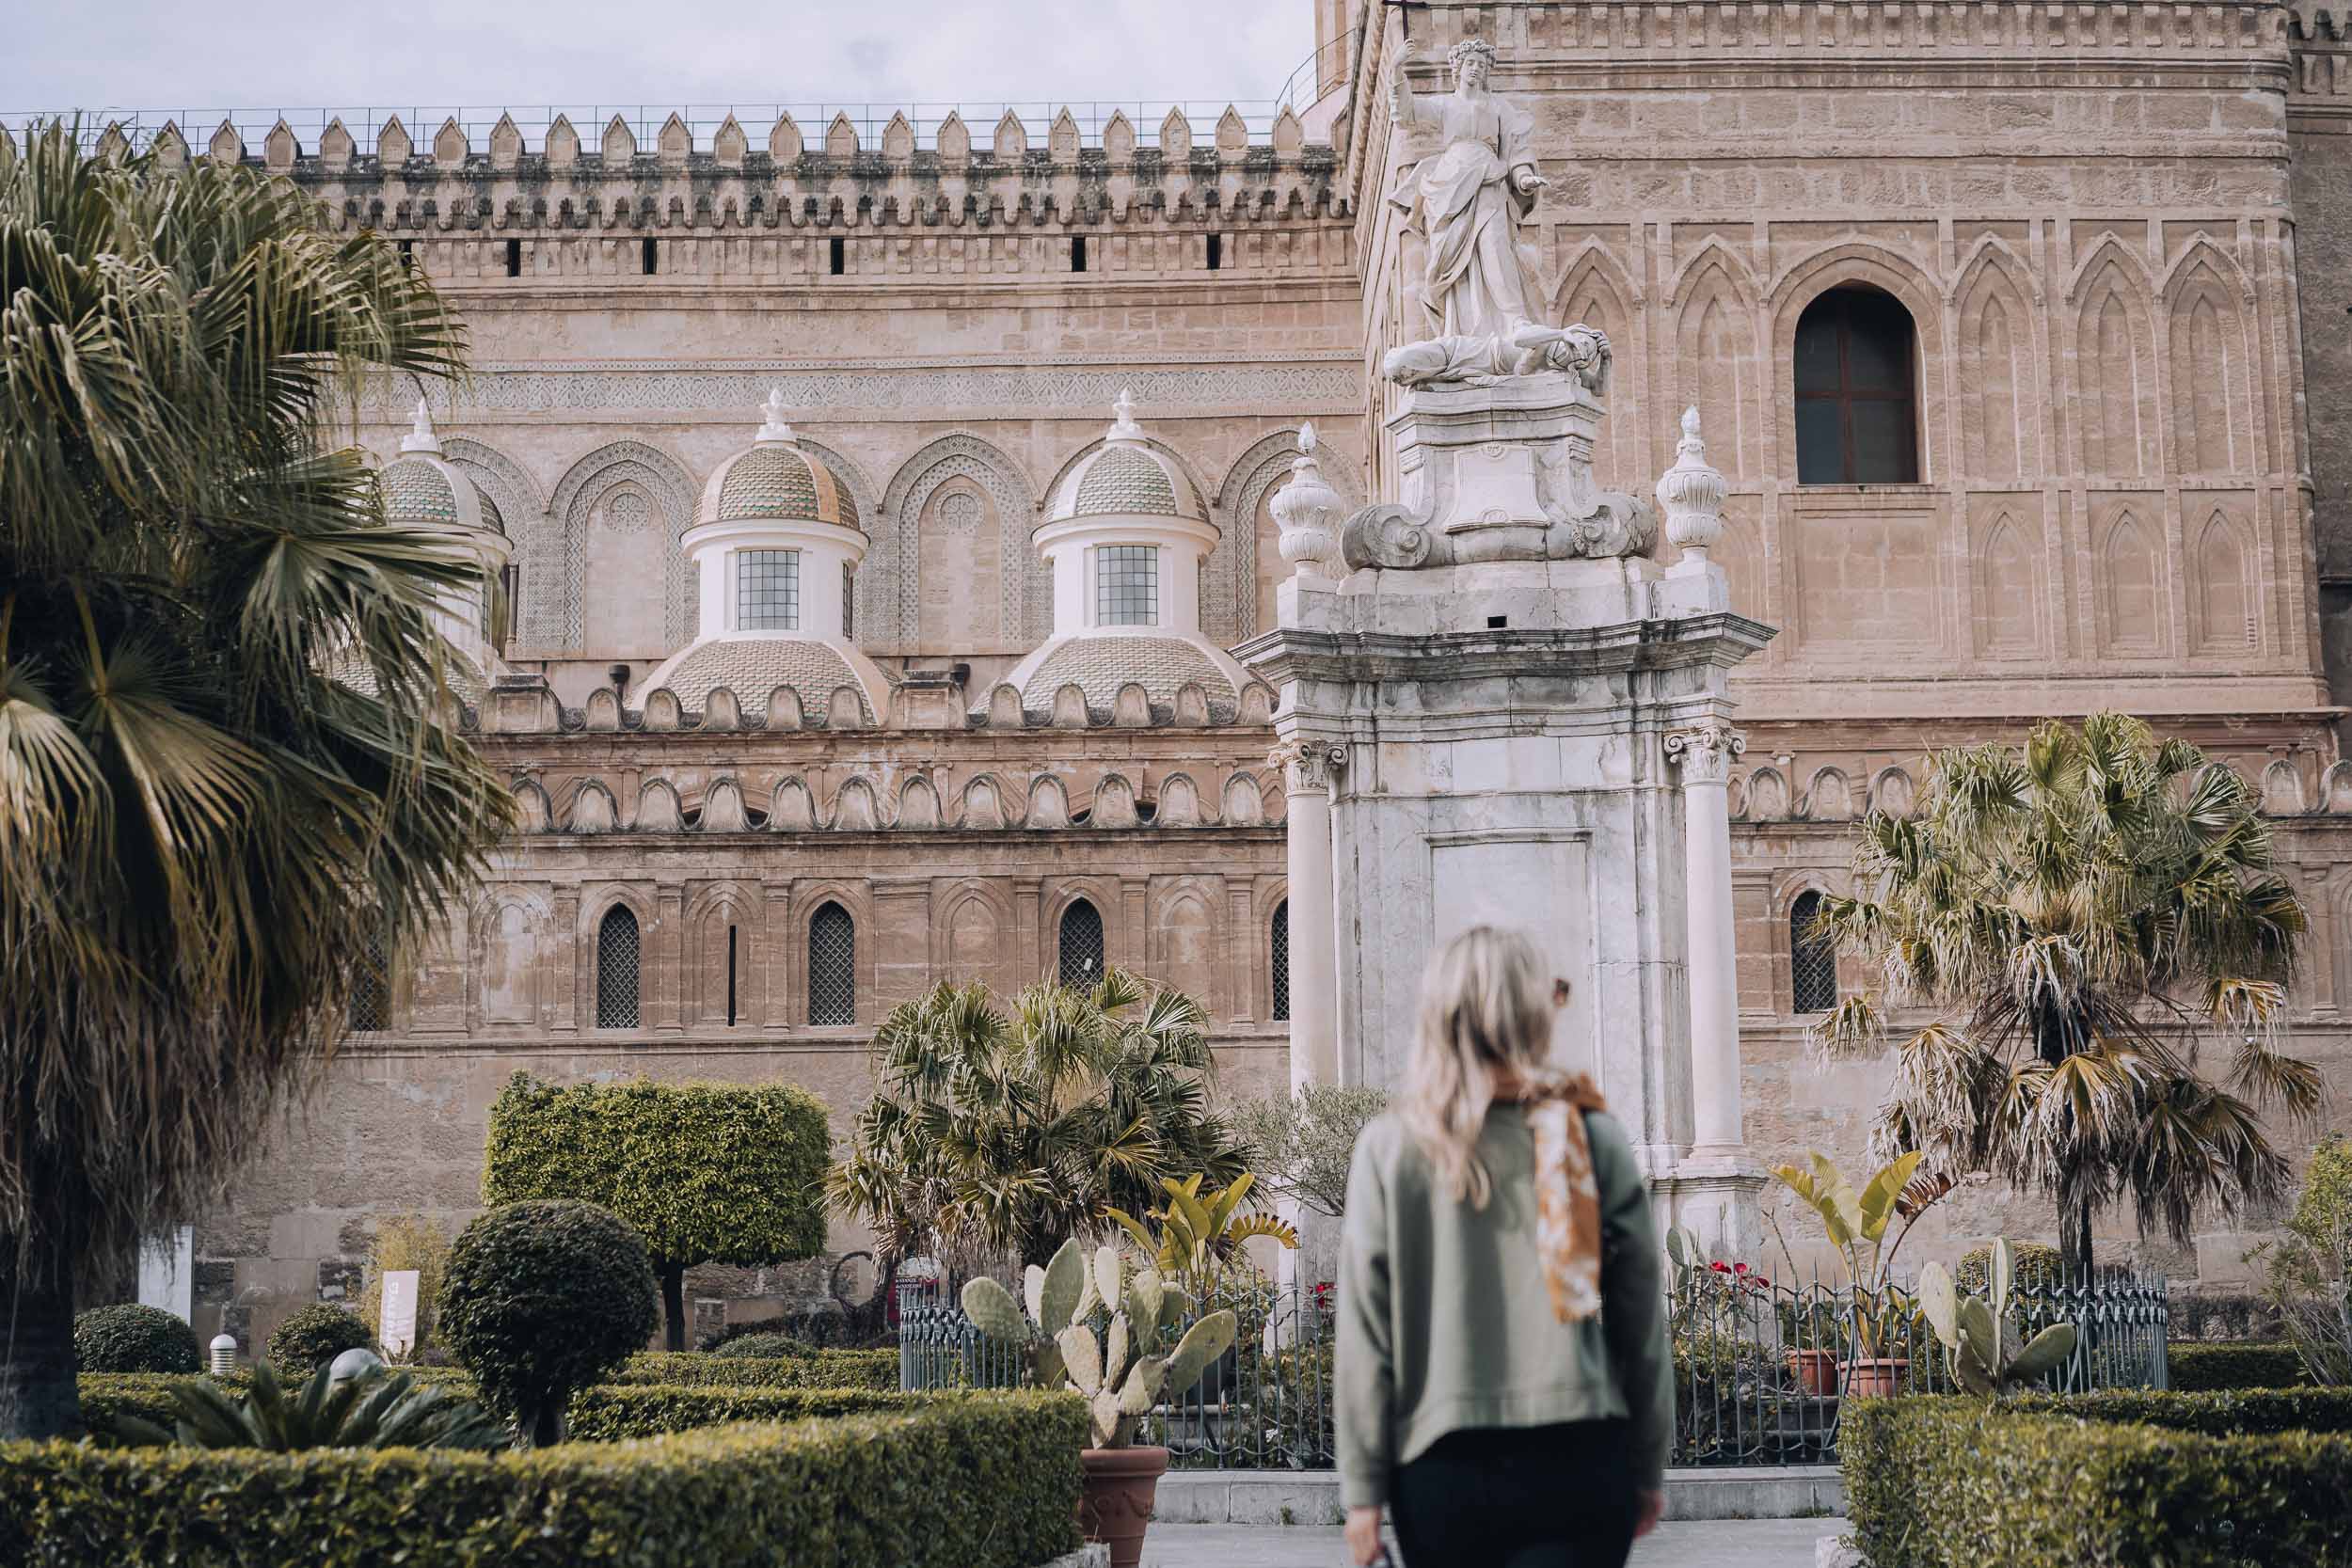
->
[2167, 1341, 2312, 1391]
[1844, 1393, 2352, 1568]
[711, 1332, 818, 1360]
[564, 1384, 928, 1440]
[5, 1391, 1084, 1567]
[615, 1349, 900, 1390]
[72, 1306, 199, 1375]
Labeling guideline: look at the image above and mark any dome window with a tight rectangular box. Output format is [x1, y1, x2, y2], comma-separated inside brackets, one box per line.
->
[1096, 545, 1158, 626]
[737, 548, 801, 631]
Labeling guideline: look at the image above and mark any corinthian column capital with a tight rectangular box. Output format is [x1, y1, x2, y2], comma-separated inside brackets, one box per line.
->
[1664, 721, 1746, 786]
[1269, 737, 1347, 794]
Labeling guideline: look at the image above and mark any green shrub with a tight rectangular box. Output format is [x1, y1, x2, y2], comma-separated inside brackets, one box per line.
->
[1955, 1241, 2062, 1297]
[1997, 1386, 2352, 1436]
[72, 1306, 199, 1375]
[710, 1332, 816, 1360]
[615, 1348, 899, 1391]
[98, 1361, 507, 1451]
[0, 1392, 1085, 1568]
[438, 1198, 660, 1445]
[264, 1304, 373, 1377]
[483, 1073, 832, 1351]
[1843, 1394, 2352, 1568]
[2168, 1341, 2312, 1391]
[564, 1384, 927, 1440]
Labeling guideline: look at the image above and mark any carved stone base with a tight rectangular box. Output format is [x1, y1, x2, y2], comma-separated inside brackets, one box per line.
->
[1659, 1157, 1771, 1262]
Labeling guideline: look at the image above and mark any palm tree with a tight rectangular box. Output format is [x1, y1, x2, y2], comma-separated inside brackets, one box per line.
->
[1812, 713, 2321, 1276]
[0, 126, 510, 1438]
[828, 971, 1253, 1271]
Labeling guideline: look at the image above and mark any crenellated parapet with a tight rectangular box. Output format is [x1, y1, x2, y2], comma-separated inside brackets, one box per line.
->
[2290, 2, 2352, 103]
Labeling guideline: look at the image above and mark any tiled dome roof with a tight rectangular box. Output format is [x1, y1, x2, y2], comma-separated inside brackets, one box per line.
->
[713, 444, 848, 528]
[647, 637, 876, 723]
[382, 455, 462, 525]
[1049, 392, 1204, 523]
[1017, 634, 1237, 718]
[475, 487, 505, 536]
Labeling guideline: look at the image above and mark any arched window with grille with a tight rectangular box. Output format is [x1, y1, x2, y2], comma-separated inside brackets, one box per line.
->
[347, 925, 389, 1033]
[1270, 899, 1291, 1023]
[1795, 285, 1920, 484]
[1789, 891, 1837, 1014]
[596, 905, 642, 1030]
[808, 901, 856, 1026]
[1057, 898, 1104, 989]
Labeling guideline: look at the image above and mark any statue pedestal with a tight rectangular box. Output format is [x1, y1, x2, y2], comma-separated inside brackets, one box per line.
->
[1244, 382, 1771, 1257]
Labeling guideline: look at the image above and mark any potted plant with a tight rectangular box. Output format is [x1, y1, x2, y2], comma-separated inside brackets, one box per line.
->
[964, 1239, 1234, 1568]
[1772, 1150, 1948, 1397]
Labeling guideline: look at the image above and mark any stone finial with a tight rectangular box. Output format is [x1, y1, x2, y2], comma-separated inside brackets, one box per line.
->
[401, 399, 441, 454]
[1271, 422, 1343, 584]
[1106, 388, 1145, 444]
[1657, 405, 1728, 571]
[755, 386, 797, 444]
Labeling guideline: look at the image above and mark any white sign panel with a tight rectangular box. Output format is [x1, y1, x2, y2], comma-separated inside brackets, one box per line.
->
[379, 1270, 421, 1358]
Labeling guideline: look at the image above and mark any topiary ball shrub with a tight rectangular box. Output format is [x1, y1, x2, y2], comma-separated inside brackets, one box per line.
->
[439, 1197, 659, 1446]
[265, 1304, 374, 1378]
[711, 1332, 816, 1360]
[1956, 1240, 2063, 1297]
[72, 1303, 200, 1373]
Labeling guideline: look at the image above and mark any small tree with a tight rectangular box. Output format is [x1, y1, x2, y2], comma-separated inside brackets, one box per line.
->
[2262, 1136, 2352, 1385]
[1235, 1085, 1389, 1218]
[1812, 714, 2320, 1275]
[482, 1073, 831, 1351]
[438, 1198, 657, 1446]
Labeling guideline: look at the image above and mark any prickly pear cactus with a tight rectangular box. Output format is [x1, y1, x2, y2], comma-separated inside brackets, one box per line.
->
[1919, 1243, 2078, 1398]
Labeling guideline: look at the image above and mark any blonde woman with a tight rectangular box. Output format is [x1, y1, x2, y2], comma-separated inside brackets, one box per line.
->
[1337, 926, 1672, 1568]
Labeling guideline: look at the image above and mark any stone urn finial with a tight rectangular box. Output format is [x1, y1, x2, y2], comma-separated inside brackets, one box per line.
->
[399, 397, 441, 454]
[1271, 422, 1343, 584]
[1656, 404, 1727, 568]
[755, 385, 797, 444]
[1107, 387, 1144, 444]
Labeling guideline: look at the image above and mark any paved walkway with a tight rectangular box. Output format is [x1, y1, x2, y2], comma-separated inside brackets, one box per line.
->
[1144, 1520, 1839, 1568]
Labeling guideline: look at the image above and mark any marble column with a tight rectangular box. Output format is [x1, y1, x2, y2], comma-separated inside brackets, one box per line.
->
[1271, 738, 1343, 1091]
[1666, 720, 1747, 1158]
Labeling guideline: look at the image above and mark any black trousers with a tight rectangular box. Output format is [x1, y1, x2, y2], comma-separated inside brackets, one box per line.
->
[1389, 1419, 1643, 1568]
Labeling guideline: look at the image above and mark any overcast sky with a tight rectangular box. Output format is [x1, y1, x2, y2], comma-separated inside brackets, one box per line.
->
[1, 1, 1321, 116]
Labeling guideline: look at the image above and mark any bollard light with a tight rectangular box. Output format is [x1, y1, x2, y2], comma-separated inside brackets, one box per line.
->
[208, 1333, 238, 1377]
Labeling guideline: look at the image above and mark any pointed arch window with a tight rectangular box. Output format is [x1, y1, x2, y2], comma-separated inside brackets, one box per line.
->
[1270, 898, 1292, 1023]
[1795, 285, 1920, 484]
[809, 901, 856, 1026]
[596, 905, 642, 1029]
[1790, 891, 1837, 1015]
[1058, 898, 1105, 989]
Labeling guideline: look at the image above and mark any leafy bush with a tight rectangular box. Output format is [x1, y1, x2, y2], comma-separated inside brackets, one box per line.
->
[2168, 1291, 2283, 1342]
[264, 1304, 373, 1378]
[1843, 1393, 2352, 1568]
[0, 1392, 1086, 1568]
[72, 1306, 199, 1375]
[1234, 1084, 1389, 1217]
[711, 1333, 816, 1360]
[438, 1198, 660, 1445]
[483, 1073, 832, 1351]
[1955, 1241, 2062, 1297]
[2263, 1135, 2352, 1386]
[92, 1360, 506, 1451]
[612, 1349, 899, 1391]
[2168, 1341, 2313, 1391]
[1996, 1387, 2352, 1435]
[358, 1212, 451, 1358]
[564, 1384, 926, 1440]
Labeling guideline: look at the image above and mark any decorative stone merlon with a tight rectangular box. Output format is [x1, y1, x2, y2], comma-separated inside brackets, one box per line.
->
[1664, 721, 1747, 786]
[1270, 423, 1343, 583]
[1268, 737, 1345, 794]
[1656, 405, 1728, 573]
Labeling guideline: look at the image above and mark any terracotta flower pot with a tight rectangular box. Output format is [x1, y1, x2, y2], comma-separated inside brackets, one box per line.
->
[1786, 1347, 1841, 1397]
[1079, 1445, 1169, 1568]
[1842, 1356, 1909, 1398]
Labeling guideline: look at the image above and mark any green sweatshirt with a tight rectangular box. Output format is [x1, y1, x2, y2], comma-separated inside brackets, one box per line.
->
[1335, 1104, 1673, 1508]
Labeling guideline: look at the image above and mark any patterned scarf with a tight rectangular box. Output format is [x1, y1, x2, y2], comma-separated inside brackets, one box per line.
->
[1518, 1072, 1611, 1323]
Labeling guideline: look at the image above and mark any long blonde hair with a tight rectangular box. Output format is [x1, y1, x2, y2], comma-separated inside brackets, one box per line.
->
[1401, 926, 1557, 1208]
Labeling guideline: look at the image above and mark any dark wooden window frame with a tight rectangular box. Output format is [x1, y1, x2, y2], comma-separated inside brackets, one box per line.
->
[1794, 286, 1921, 484]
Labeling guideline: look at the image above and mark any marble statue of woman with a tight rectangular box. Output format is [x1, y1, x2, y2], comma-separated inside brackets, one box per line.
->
[1387, 37, 1549, 355]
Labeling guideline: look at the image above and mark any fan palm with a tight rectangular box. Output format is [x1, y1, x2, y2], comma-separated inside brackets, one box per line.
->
[0, 126, 509, 1438]
[828, 971, 1254, 1270]
[1812, 713, 2320, 1275]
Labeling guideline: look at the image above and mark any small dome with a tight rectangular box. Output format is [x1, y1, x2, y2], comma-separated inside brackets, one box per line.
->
[1015, 634, 1239, 720]
[644, 637, 880, 724]
[1050, 391, 1203, 523]
[701, 388, 856, 531]
[381, 455, 462, 524]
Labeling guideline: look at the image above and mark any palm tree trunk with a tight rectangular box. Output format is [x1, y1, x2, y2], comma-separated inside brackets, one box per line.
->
[660, 1261, 687, 1353]
[0, 1245, 83, 1440]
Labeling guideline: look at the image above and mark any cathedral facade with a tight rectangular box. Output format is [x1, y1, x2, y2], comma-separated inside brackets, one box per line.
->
[49, 0, 2352, 1340]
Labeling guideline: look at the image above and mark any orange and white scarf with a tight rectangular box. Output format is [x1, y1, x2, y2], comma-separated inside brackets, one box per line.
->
[1522, 1072, 1610, 1323]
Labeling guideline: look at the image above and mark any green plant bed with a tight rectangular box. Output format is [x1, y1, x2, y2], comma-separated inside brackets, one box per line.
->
[616, 1349, 899, 1390]
[78, 1369, 481, 1437]
[564, 1384, 930, 1440]
[1844, 1395, 2352, 1568]
[2167, 1341, 2314, 1392]
[3, 1392, 1084, 1568]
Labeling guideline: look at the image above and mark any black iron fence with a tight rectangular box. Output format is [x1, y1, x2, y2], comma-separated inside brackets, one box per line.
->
[898, 1265, 2167, 1471]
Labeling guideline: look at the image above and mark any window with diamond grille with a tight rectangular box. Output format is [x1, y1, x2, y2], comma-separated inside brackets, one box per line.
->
[1790, 891, 1837, 1014]
[348, 926, 390, 1032]
[1057, 899, 1105, 988]
[1270, 899, 1291, 1022]
[738, 548, 800, 630]
[596, 905, 642, 1029]
[842, 562, 855, 640]
[808, 902, 856, 1026]
[1096, 546, 1158, 626]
